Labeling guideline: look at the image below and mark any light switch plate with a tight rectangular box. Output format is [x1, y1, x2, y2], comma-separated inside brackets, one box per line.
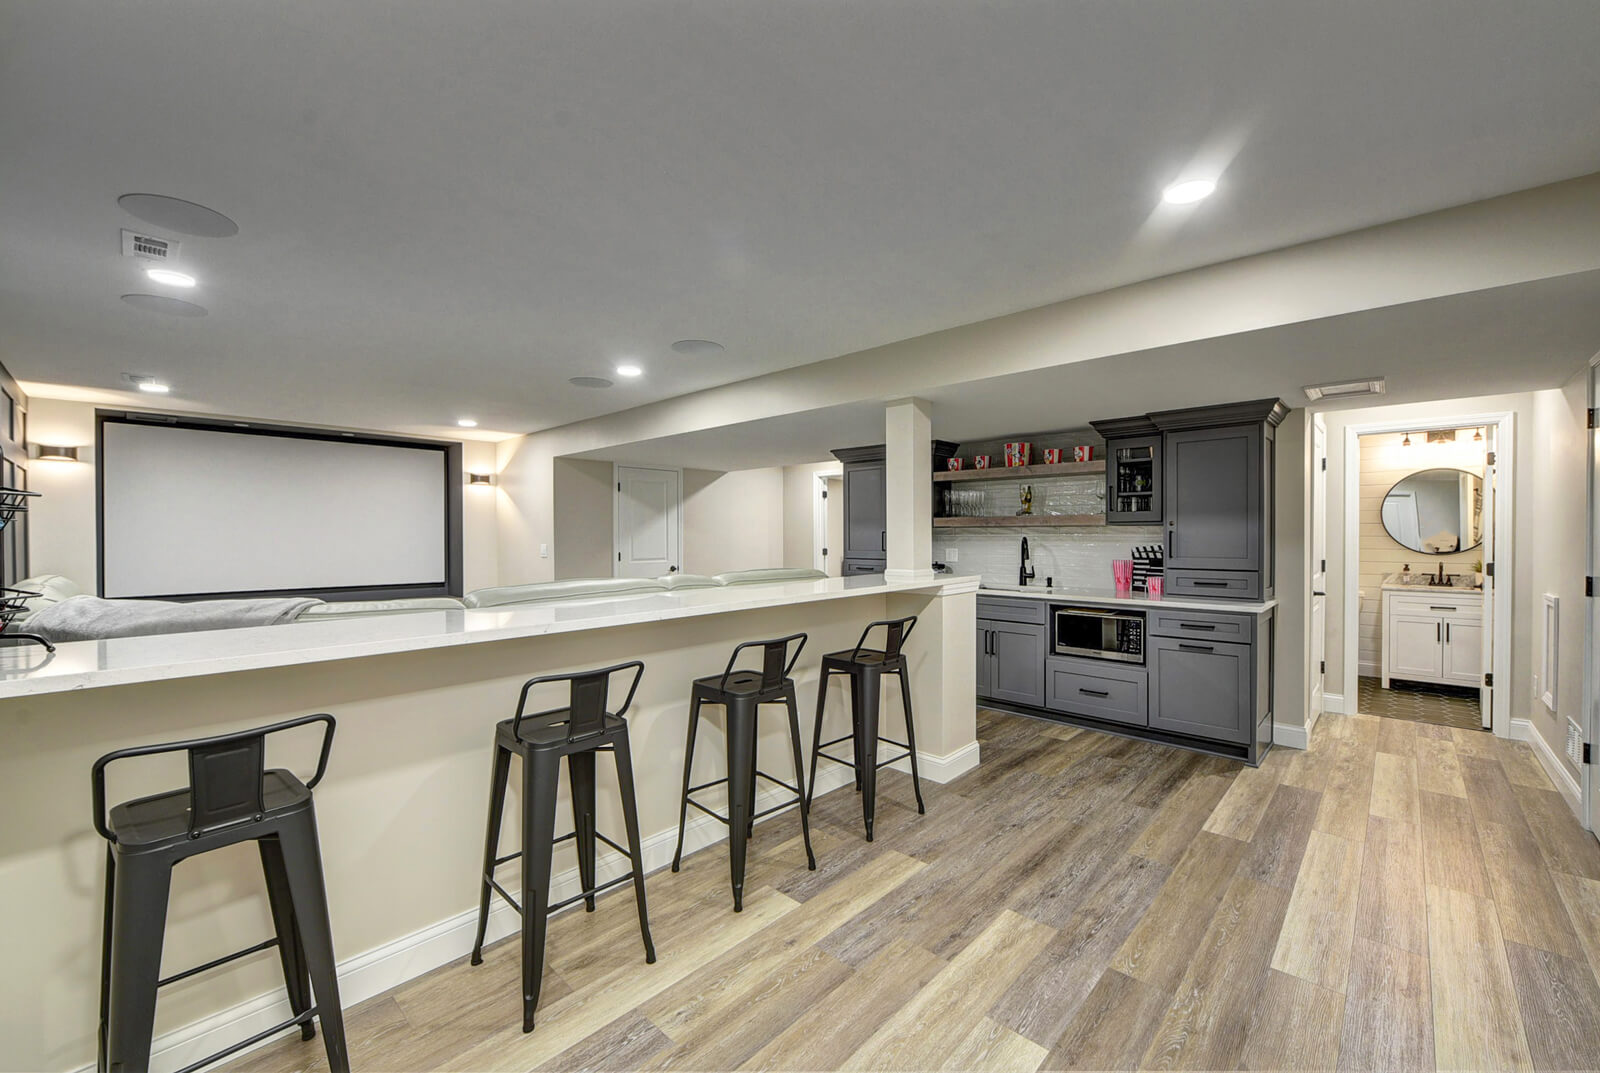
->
[539, 543, 549, 558]
[945, 548, 959, 562]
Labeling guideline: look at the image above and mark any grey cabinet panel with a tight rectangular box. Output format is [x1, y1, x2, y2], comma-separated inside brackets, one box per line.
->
[842, 462, 887, 563]
[976, 618, 1045, 708]
[1147, 608, 1255, 644]
[1045, 656, 1148, 727]
[1164, 569, 1261, 601]
[976, 596, 1049, 624]
[1148, 636, 1252, 744]
[843, 559, 884, 575]
[1105, 434, 1163, 525]
[1164, 425, 1262, 572]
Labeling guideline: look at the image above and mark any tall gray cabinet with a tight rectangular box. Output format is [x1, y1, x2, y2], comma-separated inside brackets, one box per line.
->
[831, 441, 958, 575]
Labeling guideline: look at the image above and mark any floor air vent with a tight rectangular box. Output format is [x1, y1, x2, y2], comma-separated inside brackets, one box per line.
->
[121, 229, 179, 262]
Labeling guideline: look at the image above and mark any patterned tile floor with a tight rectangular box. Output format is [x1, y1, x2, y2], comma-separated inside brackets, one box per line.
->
[1357, 675, 1482, 731]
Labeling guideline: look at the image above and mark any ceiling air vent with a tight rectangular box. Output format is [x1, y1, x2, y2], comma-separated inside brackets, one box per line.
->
[121, 229, 180, 262]
[1303, 378, 1386, 403]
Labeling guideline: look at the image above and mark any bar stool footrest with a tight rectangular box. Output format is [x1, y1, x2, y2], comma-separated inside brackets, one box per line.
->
[157, 936, 280, 988]
[171, 1008, 319, 1073]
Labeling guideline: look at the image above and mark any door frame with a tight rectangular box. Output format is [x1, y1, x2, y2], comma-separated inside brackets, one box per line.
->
[1585, 354, 1600, 834]
[1337, 410, 1513, 737]
[612, 463, 684, 578]
[812, 465, 843, 573]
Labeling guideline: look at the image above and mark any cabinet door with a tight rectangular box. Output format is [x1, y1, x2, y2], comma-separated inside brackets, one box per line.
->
[976, 623, 993, 699]
[1106, 435, 1163, 524]
[1389, 614, 1444, 681]
[988, 621, 1046, 708]
[1443, 615, 1483, 685]
[842, 462, 887, 562]
[1164, 425, 1261, 570]
[1148, 637, 1253, 743]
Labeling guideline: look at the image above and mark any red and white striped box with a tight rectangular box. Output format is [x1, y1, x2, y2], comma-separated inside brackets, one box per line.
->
[1004, 442, 1032, 467]
[1073, 445, 1094, 462]
[973, 455, 992, 469]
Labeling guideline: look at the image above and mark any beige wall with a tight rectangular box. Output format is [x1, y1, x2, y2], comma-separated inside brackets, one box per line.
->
[682, 467, 784, 576]
[1355, 428, 1487, 675]
[22, 397, 501, 595]
[780, 461, 843, 573]
[551, 457, 613, 580]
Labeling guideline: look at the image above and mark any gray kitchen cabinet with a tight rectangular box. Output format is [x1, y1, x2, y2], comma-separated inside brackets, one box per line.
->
[1045, 655, 1148, 727]
[833, 441, 957, 575]
[976, 595, 1047, 709]
[1091, 416, 1164, 525]
[1148, 635, 1253, 744]
[1163, 424, 1261, 571]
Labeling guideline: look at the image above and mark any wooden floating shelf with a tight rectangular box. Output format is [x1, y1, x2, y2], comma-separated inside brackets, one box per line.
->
[933, 514, 1106, 528]
[934, 460, 1106, 483]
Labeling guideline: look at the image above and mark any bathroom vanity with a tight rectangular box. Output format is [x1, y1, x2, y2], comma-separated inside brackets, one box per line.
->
[1380, 575, 1484, 689]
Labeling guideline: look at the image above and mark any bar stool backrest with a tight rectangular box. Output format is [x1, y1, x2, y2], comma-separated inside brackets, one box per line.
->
[718, 633, 807, 692]
[92, 714, 337, 843]
[849, 616, 919, 662]
[513, 660, 645, 743]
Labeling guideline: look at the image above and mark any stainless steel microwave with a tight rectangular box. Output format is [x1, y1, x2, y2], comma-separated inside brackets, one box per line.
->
[1052, 606, 1145, 663]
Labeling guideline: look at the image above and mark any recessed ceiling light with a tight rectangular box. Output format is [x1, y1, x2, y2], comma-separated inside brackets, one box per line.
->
[569, 376, 613, 389]
[671, 339, 725, 356]
[145, 267, 197, 288]
[137, 381, 171, 394]
[615, 364, 643, 378]
[1161, 178, 1217, 205]
[117, 193, 239, 237]
[457, 418, 478, 428]
[121, 293, 206, 317]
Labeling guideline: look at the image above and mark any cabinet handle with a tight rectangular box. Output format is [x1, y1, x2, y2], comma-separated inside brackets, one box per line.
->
[1447, 623, 1451, 643]
[1429, 605, 1457, 612]
[881, 530, 887, 551]
[1193, 581, 1229, 588]
[1178, 623, 1217, 631]
[1178, 643, 1215, 652]
[1437, 623, 1441, 642]
[1079, 688, 1111, 697]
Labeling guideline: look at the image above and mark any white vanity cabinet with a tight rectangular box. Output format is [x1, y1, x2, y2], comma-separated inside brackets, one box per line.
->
[1381, 587, 1483, 689]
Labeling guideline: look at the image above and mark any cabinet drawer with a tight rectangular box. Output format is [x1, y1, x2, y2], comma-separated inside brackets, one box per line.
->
[1388, 593, 1481, 619]
[843, 560, 884, 575]
[1045, 656, 1148, 727]
[1148, 609, 1255, 644]
[976, 596, 1049, 624]
[1165, 569, 1261, 600]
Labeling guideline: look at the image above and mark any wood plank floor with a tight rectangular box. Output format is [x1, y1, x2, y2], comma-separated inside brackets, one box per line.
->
[224, 709, 1600, 1072]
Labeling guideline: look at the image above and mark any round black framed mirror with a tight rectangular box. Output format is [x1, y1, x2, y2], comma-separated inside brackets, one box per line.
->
[1379, 467, 1484, 555]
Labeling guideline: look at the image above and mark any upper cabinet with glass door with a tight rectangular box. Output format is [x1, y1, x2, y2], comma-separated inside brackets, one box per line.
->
[1090, 416, 1162, 525]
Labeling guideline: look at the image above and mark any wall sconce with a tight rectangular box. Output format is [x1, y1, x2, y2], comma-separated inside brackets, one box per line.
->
[32, 444, 81, 462]
[1473, 428, 1483, 442]
[467, 472, 496, 487]
[1401, 432, 1411, 447]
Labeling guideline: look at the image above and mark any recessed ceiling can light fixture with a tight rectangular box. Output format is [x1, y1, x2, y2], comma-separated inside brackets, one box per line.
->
[117, 193, 239, 237]
[671, 339, 725, 357]
[569, 376, 613, 389]
[457, 418, 478, 428]
[137, 381, 171, 394]
[145, 267, 197, 288]
[1161, 178, 1217, 205]
[615, 364, 643, 378]
[121, 293, 206, 317]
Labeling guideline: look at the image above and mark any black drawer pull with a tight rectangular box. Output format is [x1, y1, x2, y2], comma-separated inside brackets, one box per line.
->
[1191, 580, 1231, 588]
[1178, 643, 1215, 652]
[1078, 688, 1111, 698]
[1178, 623, 1217, 630]
[1429, 606, 1457, 612]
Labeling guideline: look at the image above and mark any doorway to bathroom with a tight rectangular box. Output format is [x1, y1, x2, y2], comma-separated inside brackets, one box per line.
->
[1339, 412, 1511, 733]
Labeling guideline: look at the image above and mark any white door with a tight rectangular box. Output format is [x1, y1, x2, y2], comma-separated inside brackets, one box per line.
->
[1589, 364, 1599, 833]
[1310, 415, 1328, 719]
[1443, 615, 1483, 685]
[1390, 615, 1444, 683]
[1480, 430, 1496, 728]
[614, 465, 681, 578]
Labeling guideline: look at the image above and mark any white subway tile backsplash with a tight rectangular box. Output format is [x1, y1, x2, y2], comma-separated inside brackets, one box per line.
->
[940, 525, 1165, 588]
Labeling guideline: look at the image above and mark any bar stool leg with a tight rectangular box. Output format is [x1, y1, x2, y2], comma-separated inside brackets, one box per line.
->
[784, 684, 817, 870]
[97, 847, 115, 1073]
[104, 854, 171, 1073]
[857, 669, 883, 842]
[471, 744, 512, 966]
[806, 668, 831, 811]
[670, 693, 704, 872]
[567, 751, 599, 911]
[611, 730, 657, 963]
[725, 698, 758, 911]
[277, 812, 350, 1073]
[259, 837, 315, 1040]
[896, 668, 927, 815]
[517, 753, 560, 1033]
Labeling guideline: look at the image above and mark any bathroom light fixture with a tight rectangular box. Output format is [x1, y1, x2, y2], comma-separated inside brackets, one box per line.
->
[615, 364, 643, 378]
[32, 445, 80, 462]
[457, 418, 478, 428]
[1161, 178, 1217, 205]
[1401, 432, 1411, 447]
[145, 267, 196, 288]
[1473, 428, 1483, 442]
[467, 472, 495, 487]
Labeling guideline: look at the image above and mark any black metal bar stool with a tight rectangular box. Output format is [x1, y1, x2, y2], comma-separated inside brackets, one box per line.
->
[469, 661, 655, 1033]
[669, 633, 816, 911]
[807, 616, 925, 841]
[91, 714, 348, 1073]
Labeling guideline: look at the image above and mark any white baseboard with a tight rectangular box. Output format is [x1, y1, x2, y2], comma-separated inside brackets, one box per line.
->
[1359, 660, 1379, 679]
[1274, 723, 1309, 750]
[1323, 692, 1347, 715]
[98, 741, 978, 1073]
[1510, 718, 1582, 814]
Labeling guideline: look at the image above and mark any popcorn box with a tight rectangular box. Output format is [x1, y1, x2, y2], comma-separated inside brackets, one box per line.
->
[1003, 442, 1032, 467]
[973, 455, 991, 469]
[1073, 446, 1095, 462]
[946, 457, 964, 471]
[1041, 448, 1063, 464]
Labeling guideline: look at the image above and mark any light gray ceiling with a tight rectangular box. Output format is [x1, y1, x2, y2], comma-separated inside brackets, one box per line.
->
[3, 1, 1599, 437]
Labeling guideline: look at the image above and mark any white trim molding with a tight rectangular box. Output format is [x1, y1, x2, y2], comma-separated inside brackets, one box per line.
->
[1511, 718, 1582, 814]
[1274, 722, 1310, 750]
[1323, 692, 1347, 715]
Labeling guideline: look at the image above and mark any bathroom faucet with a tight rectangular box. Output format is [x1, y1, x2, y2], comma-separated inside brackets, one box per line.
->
[1019, 536, 1035, 586]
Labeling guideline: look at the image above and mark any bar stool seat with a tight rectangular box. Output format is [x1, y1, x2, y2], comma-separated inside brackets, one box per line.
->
[92, 715, 349, 1073]
[471, 662, 655, 1034]
[808, 616, 926, 842]
[672, 634, 816, 912]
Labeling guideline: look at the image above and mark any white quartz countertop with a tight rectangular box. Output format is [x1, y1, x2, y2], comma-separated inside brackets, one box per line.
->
[1380, 573, 1484, 594]
[0, 574, 980, 700]
[977, 584, 1278, 614]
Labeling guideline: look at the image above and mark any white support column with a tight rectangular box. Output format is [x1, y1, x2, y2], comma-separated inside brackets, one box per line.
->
[884, 397, 934, 582]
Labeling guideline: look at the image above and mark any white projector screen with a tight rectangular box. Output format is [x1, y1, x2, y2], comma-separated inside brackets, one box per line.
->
[99, 418, 458, 599]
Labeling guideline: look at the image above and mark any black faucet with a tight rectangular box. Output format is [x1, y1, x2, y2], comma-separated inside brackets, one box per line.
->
[1019, 536, 1035, 586]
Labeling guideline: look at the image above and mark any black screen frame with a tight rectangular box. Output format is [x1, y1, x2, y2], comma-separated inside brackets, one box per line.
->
[95, 410, 464, 602]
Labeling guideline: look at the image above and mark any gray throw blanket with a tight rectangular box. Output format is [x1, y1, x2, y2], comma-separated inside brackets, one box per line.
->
[28, 594, 324, 643]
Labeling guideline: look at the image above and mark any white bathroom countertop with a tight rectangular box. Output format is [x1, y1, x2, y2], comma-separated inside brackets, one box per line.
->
[0, 574, 981, 700]
[977, 584, 1278, 615]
